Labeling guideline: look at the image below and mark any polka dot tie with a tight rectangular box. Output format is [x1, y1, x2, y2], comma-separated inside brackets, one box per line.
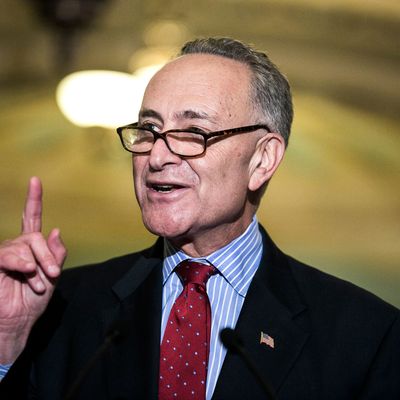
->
[159, 261, 216, 399]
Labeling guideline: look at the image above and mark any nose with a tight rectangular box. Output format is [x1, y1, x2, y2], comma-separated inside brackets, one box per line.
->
[148, 137, 182, 170]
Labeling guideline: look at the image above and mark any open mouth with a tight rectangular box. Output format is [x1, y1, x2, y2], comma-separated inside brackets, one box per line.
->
[151, 184, 184, 193]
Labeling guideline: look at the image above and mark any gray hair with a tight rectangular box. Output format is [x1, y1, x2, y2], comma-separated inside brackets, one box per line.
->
[179, 37, 293, 146]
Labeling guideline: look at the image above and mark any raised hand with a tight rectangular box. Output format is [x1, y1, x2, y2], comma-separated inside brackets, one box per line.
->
[0, 177, 67, 363]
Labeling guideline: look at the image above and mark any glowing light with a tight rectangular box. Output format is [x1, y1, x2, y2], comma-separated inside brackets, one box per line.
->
[56, 70, 144, 129]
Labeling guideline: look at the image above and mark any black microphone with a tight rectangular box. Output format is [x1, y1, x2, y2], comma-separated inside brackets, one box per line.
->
[64, 320, 128, 400]
[220, 328, 276, 400]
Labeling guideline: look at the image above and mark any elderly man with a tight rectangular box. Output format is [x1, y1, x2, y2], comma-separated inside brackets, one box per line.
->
[0, 38, 399, 400]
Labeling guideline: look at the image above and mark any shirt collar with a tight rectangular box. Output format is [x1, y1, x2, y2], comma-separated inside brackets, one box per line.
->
[163, 216, 262, 297]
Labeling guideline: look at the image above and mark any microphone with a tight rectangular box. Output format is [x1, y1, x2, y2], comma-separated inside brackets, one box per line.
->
[64, 320, 128, 400]
[220, 328, 276, 400]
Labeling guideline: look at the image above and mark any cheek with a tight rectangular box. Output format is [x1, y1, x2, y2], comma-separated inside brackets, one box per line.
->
[132, 158, 146, 197]
[196, 148, 250, 197]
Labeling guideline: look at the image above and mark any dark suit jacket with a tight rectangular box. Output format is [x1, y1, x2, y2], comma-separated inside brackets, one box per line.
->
[1, 226, 399, 399]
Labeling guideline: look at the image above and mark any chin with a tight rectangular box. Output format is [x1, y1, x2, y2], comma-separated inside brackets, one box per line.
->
[142, 213, 192, 240]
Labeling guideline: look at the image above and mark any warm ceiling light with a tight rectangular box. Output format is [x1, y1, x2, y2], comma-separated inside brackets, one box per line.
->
[56, 70, 144, 129]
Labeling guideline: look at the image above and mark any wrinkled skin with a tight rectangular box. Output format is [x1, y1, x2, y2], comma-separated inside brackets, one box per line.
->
[0, 177, 66, 363]
[133, 54, 285, 257]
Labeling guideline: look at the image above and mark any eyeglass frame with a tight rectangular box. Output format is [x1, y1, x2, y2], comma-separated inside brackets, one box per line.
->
[116, 122, 272, 157]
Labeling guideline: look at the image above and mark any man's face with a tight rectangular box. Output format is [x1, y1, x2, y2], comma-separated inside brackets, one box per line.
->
[132, 54, 264, 255]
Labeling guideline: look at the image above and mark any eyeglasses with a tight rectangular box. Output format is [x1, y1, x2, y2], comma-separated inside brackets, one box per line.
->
[116, 122, 271, 157]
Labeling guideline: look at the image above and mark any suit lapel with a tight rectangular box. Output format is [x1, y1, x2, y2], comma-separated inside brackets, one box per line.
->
[91, 228, 309, 399]
[213, 228, 310, 398]
[103, 241, 164, 400]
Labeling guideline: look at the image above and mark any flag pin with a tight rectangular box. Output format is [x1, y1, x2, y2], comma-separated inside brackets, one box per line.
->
[260, 331, 275, 349]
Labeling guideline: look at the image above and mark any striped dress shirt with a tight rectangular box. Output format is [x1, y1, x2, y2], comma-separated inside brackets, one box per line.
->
[161, 216, 263, 400]
[0, 364, 11, 381]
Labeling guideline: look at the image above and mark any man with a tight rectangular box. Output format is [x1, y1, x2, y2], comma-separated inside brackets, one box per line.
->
[0, 37, 399, 399]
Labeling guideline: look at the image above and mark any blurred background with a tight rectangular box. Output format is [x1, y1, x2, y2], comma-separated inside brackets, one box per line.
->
[0, 0, 399, 306]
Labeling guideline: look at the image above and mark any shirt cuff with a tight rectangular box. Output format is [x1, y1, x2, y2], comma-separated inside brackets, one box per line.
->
[0, 363, 12, 380]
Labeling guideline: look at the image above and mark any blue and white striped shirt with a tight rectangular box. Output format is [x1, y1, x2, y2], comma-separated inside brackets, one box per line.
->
[161, 216, 263, 400]
[0, 363, 11, 381]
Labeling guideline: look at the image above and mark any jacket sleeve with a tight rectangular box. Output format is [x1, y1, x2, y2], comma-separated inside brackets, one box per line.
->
[358, 312, 400, 399]
[0, 342, 34, 399]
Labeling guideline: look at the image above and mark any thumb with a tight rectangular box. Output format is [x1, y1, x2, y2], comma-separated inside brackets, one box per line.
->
[47, 228, 67, 267]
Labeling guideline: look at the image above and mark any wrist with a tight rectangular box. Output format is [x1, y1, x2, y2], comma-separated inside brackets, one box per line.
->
[0, 326, 31, 364]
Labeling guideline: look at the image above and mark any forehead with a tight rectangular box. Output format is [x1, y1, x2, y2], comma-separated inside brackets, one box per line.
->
[141, 54, 253, 126]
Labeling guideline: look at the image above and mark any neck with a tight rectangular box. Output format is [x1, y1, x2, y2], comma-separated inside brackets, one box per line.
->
[169, 215, 255, 258]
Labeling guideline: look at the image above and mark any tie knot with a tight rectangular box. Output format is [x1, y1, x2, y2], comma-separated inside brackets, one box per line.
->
[175, 261, 216, 287]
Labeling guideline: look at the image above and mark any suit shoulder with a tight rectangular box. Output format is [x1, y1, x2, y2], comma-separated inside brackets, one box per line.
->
[55, 242, 161, 301]
[58, 252, 138, 287]
[287, 255, 399, 322]
[259, 225, 398, 324]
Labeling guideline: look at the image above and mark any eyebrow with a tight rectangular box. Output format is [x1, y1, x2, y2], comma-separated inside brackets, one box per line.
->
[174, 109, 213, 121]
[139, 109, 163, 122]
[139, 108, 217, 125]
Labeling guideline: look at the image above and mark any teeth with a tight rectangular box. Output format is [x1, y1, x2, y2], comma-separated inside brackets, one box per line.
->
[153, 185, 174, 192]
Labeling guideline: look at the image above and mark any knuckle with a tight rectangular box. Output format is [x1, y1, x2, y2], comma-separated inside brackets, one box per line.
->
[14, 244, 33, 261]
[28, 232, 44, 242]
[0, 251, 34, 272]
[42, 255, 56, 266]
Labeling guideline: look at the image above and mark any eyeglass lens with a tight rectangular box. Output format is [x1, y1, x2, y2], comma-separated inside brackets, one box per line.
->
[121, 127, 205, 156]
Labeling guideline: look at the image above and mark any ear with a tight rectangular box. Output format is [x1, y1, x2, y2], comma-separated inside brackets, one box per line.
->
[248, 133, 286, 192]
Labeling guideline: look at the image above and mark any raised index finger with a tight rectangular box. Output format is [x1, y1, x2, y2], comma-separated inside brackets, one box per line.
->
[21, 176, 43, 234]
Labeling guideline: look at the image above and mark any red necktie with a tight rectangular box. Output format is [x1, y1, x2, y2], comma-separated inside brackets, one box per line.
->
[159, 261, 216, 399]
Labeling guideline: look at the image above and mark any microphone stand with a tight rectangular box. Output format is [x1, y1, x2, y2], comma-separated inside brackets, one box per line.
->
[220, 328, 276, 400]
[64, 324, 124, 400]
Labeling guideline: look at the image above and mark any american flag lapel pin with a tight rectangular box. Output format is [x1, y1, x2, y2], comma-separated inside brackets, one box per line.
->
[260, 331, 275, 349]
